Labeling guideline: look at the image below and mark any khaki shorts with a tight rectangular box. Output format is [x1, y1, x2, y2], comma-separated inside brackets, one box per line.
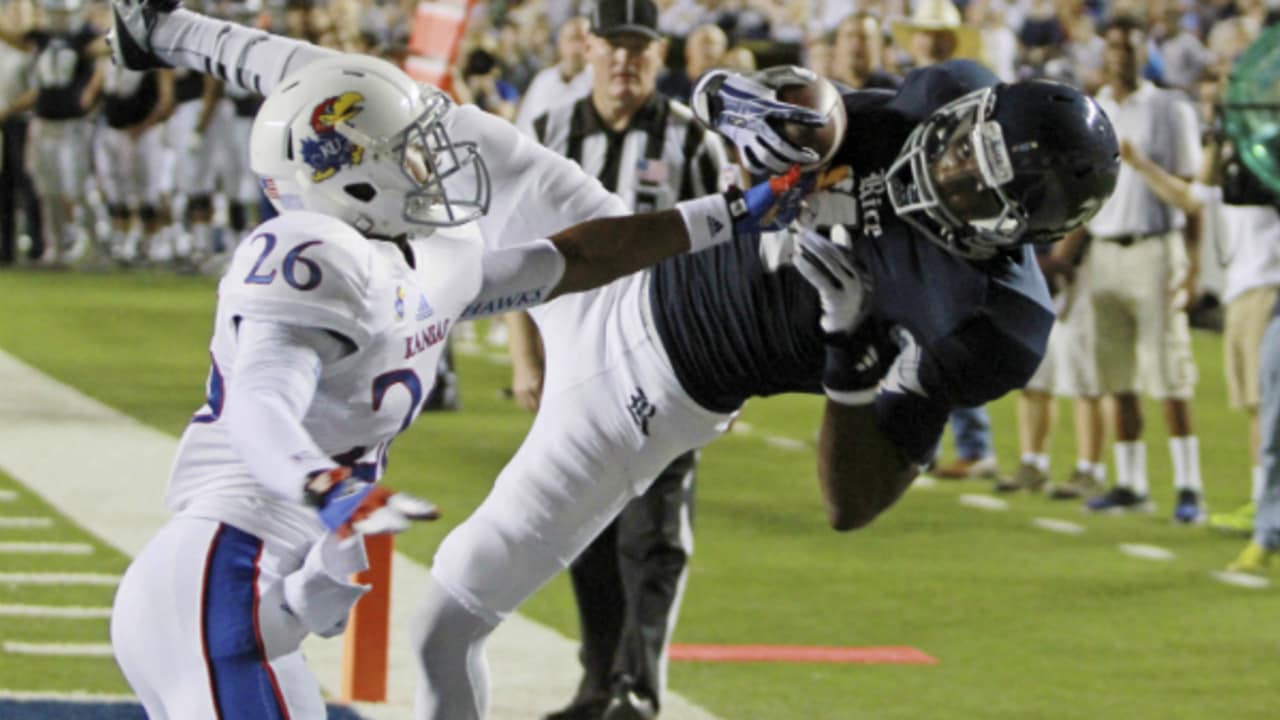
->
[1024, 278, 1101, 397]
[1224, 285, 1279, 409]
[1088, 232, 1197, 399]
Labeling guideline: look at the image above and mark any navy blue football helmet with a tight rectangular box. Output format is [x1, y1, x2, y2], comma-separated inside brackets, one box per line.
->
[886, 80, 1120, 259]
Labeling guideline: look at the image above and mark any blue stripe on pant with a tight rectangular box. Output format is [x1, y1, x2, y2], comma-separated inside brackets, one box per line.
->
[202, 524, 291, 720]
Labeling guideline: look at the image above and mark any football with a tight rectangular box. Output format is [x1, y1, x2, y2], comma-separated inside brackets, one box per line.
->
[776, 76, 847, 170]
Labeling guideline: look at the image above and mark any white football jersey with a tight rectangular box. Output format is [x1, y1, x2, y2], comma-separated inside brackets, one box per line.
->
[166, 210, 483, 542]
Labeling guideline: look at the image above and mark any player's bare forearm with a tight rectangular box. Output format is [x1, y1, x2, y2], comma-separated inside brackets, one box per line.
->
[547, 210, 688, 297]
[816, 401, 918, 531]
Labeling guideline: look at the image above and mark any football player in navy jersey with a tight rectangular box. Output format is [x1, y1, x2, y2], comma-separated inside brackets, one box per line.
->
[0, 0, 108, 264]
[409, 62, 1121, 719]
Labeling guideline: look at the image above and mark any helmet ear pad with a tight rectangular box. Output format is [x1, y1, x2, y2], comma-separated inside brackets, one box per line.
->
[988, 81, 1120, 242]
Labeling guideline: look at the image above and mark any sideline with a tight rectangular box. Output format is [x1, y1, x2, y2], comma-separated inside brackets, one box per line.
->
[0, 349, 719, 719]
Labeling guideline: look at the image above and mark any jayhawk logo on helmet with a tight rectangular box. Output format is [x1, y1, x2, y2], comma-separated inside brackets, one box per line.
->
[300, 92, 366, 182]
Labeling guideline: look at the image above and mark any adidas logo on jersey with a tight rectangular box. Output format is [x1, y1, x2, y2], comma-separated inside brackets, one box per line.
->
[707, 216, 724, 239]
[416, 294, 434, 321]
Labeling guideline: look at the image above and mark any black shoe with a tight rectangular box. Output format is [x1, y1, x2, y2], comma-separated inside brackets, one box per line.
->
[1084, 486, 1154, 514]
[109, 0, 181, 70]
[544, 697, 610, 720]
[602, 688, 657, 720]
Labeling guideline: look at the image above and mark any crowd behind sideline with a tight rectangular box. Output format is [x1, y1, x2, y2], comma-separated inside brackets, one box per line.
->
[1, 0, 1277, 539]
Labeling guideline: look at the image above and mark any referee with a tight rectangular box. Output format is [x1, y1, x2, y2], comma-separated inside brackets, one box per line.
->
[506, 1, 735, 718]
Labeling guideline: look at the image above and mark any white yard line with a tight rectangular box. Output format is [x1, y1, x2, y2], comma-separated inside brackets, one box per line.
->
[0, 349, 720, 720]
[957, 494, 1009, 512]
[0, 517, 54, 529]
[1030, 517, 1086, 535]
[0, 572, 121, 586]
[3, 642, 115, 657]
[1117, 543, 1177, 562]
[0, 604, 113, 619]
[0, 690, 139, 703]
[0, 542, 92, 555]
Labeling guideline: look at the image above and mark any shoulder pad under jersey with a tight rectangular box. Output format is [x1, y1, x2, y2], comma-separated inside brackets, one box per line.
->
[218, 211, 377, 347]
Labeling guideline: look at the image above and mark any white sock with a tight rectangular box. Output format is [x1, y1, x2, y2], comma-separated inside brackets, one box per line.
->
[1091, 462, 1107, 484]
[1076, 459, 1092, 474]
[1023, 453, 1049, 473]
[1114, 441, 1147, 496]
[153, 9, 337, 95]
[1169, 436, 1203, 492]
[1252, 465, 1264, 503]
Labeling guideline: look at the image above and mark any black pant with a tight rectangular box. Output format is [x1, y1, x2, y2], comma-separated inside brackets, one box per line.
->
[567, 450, 697, 709]
[0, 116, 42, 264]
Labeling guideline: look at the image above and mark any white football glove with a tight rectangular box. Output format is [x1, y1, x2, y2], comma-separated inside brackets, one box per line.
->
[281, 532, 370, 638]
[792, 228, 872, 337]
[692, 66, 828, 176]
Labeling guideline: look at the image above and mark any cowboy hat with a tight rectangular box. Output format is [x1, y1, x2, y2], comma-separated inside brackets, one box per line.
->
[891, 0, 984, 62]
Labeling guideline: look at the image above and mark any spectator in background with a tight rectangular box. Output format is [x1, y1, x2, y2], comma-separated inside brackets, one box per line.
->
[967, 0, 1018, 82]
[657, 22, 726, 102]
[516, 16, 592, 133]
[1119, 51, 1280, 537]
[457, 46, 518, 122]
[1078, 15, 1206, 522]
[1016, 0, 1067, 78]
[654, 0, 708, 38]
[720, 44, 757, 72]
[803, 29, 832, 77]
[746, 0, 809, 44]
[495, 18, 540, 93]
[1158, 10, 1214, 96]
[827, 12, 900, 90]
[998, 234, 1108, 498]
[889, 0, 983, 73]
[1058, 14, 1106, 93]
[1227, 295, 1280, 574]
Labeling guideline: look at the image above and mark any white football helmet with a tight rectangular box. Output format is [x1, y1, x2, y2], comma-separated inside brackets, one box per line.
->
[250, 55, 490, 238]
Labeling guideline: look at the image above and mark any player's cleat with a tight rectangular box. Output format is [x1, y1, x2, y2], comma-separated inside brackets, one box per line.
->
[933, 455, 1000, 480]
[994, 462, 1047, 493]
[1172, 489, 1205, 524]
[108, 0, 181, 70]
[1208, 501, 1255, 536]
[1084, 486, 1155, 514]
[1226, 541, 1274, 574]
[1046, 469, 1104, 500]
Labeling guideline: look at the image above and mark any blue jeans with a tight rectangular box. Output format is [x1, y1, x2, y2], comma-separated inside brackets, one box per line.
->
[1257, 314, 1280, 550]
[950, 405, 993, 460]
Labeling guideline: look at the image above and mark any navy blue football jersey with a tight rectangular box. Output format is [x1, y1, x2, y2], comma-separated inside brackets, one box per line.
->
[27, 26, 98, 120]
[650, 61, 1054, 458]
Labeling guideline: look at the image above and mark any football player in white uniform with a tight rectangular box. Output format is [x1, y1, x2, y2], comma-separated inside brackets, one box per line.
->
[106, 3, 809, 718]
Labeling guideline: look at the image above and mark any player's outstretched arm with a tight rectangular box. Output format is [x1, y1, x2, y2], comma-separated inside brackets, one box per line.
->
[790, 229, 936, 530]
[462, 169, 805, 319]
[817, 402, 918, 531]
[547, 168, 805, 296]
[110, 0, 336, 95]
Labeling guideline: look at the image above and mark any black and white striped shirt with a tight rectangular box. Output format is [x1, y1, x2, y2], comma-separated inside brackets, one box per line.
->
[528, 92, 734, 212]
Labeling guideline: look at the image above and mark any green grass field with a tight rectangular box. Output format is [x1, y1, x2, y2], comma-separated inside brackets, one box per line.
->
[0, 269, 1273, 719]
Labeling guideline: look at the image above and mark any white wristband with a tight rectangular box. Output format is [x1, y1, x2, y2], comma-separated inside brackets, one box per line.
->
[676, 194, 735, 253]
[823, 386, 878, 407]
